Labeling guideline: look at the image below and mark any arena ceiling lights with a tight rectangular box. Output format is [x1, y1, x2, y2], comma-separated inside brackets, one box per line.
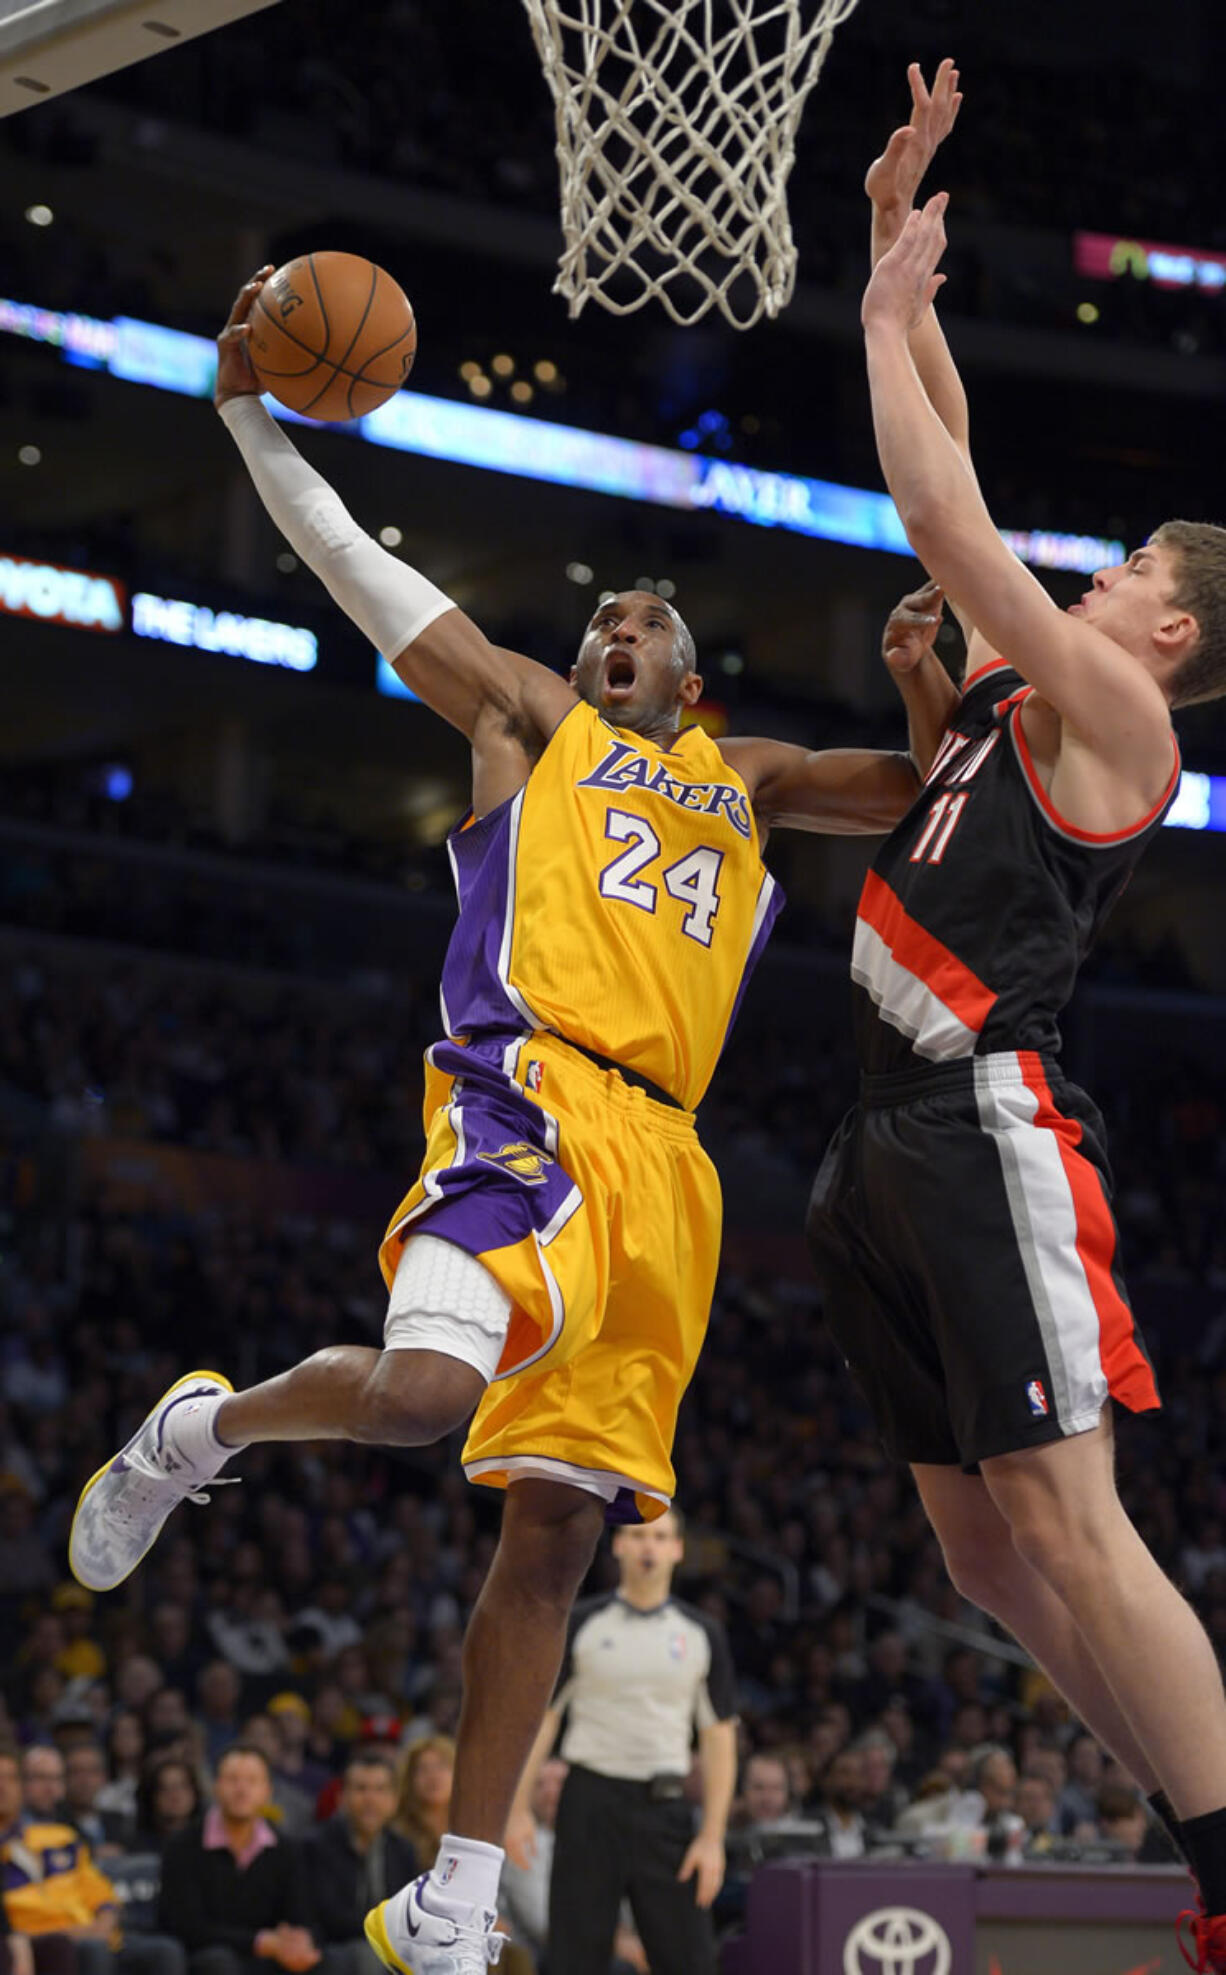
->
[0, 0, 282, 116]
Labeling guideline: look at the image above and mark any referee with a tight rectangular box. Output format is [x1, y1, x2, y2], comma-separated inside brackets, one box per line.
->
[506, 1506, 737, 1975]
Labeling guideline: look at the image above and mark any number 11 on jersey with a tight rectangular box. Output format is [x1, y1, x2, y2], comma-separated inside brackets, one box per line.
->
[910, 791, 968, 866]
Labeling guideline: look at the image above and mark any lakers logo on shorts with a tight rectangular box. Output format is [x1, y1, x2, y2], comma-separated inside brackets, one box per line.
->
[477, 1141, 553, 1185]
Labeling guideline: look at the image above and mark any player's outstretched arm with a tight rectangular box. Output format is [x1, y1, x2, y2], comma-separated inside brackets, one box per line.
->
[721, 737, 919, 836]
[214, 273, 573, 753]
[867, 60, 1005, 678]
[862, 201, 1172, 789]
[723, 582, 958, 831]
[867, 59, 969, 464]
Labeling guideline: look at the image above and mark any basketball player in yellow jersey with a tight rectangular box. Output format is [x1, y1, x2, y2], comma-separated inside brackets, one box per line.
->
[69, 274, 952, 1975]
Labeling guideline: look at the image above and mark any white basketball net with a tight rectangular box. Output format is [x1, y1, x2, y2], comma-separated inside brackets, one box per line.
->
[521, 0, 863, 329]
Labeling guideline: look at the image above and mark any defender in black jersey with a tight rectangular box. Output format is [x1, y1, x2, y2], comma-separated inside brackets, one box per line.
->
[814, 651, 1176, 1467]
[815, 66, 1226, 1974]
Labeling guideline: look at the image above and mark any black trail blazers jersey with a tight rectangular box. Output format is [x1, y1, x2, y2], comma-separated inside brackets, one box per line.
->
[852, 659, 1181, 1074]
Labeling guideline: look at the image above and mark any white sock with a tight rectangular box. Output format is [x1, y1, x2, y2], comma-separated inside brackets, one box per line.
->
[162, 1392, 242, 1470]
[422, 1834, 503, 1920]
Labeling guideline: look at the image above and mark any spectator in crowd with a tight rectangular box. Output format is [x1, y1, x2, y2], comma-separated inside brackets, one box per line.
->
[1058, 1734, 1105, 1837]
[803, 1705, 851, 1781]
[301, 1698, 347, 1792]
[113, 1667, 162, 1723]
[303, 1752, 415, 1975]
[62, 1747, 127, 1856]
[1, 1741, 183, 1975]
[142, 1694, 195, 1770]
[49, 1592, 105, 1686]
[1095, 1783, 1149, 1860]
[733, 1754, 793, 1833]
[94, 1721, 144, 1837]
[895, 1771, 960, 1839]
[132, 1762, 203, 1855]
[1021, 1743, 1067, 1805]
[18, 1753, 67, 1827]
[264, 1702, 331, 1823]
[390, 1741, 454, 1873]
[720, 1750, 820, 1941]
[1016, 1772, 1060, 1856]
[0, 1747, 77, 1975]
[222, 1724, 310, 1841]
[195, 1670, 243, 1774]
[876, 1700, 923, 1792]
[849, 1633, 933, 1729]
[157, 1745, 319, 1975]
[808, 1749, 869, 1859]
[205, 1597, 289, 1689]
[853, 1731, 908, 1831]
[963, 1750, 1025, 1862]
[290, 1593, 363, 1668]
[146, 1610, 201, 1701]
[944, 1693, 989, 1750]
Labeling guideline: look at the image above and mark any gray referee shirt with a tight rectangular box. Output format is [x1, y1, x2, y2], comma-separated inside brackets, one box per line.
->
[552, 1591, 737, 1782]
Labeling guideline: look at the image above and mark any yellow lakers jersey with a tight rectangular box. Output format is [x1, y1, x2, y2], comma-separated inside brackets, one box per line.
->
[439, 701, 781, 1108]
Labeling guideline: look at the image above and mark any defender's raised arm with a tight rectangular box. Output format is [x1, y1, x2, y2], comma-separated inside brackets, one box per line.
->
[862, 199, 1174, 815]
[867, 59, 970, 469]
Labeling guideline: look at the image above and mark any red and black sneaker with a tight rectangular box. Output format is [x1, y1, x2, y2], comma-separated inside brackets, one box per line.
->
[1178, 1906, 1226, 1972]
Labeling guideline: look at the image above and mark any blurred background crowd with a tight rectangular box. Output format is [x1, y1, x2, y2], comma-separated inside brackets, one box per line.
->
[2, 883, 1221, 1970]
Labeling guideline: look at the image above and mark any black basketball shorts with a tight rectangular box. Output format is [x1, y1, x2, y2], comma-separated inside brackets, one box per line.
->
[806, 1049, 1160, 1469]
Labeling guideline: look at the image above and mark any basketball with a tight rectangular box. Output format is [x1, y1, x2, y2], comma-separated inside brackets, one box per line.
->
[246, 251, 417, 423]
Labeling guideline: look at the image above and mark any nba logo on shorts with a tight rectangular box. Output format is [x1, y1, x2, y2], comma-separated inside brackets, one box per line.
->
[1026, 1378, 1049, 1418]
[526, 1059, 545, 1094]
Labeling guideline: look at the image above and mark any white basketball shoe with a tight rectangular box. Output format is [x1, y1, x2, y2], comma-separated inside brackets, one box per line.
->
[69, 1370, 236, 1591]
[365, 1877, 506, 1975]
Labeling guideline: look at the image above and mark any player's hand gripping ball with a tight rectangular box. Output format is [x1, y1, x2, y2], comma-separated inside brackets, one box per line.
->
[246, 252, 417, 422]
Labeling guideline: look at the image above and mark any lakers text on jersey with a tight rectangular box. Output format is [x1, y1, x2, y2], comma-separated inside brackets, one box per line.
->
[436, 700, 780, 1111]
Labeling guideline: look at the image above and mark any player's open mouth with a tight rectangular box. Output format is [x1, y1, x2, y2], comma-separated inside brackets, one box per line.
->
[603, 651, 638, 698]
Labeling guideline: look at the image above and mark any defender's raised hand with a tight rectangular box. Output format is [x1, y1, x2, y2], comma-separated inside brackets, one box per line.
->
[883, 579, 946, 677]
[863, 192, 949, 335]
[214, 266, 275, 409]
[865, 58, 962, 219]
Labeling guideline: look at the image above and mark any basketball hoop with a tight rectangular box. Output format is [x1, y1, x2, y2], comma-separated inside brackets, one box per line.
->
[520, 0, 863, 330]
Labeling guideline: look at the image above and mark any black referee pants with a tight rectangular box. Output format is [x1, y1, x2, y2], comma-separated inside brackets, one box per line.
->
[547, 1764, 716, 1975]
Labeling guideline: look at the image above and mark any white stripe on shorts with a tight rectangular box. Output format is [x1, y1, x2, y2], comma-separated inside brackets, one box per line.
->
[462, 1451, 670, 1513]
[972, 1055, 1108, 1436]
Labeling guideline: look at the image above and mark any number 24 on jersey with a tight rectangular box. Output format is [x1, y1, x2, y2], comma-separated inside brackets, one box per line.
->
[598, 807, 724, 946]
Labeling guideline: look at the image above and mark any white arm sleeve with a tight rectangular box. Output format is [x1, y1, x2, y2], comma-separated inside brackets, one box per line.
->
[217, 395, 454, 659]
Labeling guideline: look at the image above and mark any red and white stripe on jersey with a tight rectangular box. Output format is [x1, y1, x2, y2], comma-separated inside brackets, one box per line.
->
[1009, 705, 1182, 847]
[974, 1051, 1159, 1430]
[853, 871, 998, 1061]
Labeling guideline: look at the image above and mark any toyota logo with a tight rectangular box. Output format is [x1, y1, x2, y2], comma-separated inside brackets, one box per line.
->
[843, 1906, 952, 1975]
